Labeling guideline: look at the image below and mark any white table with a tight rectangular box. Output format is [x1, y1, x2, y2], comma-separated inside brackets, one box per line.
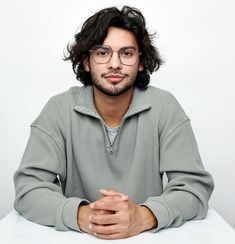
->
[0, 209, 234, 244]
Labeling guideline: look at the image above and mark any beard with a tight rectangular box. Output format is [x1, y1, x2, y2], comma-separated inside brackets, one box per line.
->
[93, 80, 134, 96]
[91, 71, 137, 96]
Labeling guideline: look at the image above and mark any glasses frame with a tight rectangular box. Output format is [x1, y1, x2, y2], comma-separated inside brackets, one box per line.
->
[89, 45, 141, 66]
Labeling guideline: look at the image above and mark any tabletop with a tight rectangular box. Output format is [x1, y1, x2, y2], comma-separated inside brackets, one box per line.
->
[0, 209, 234, 244]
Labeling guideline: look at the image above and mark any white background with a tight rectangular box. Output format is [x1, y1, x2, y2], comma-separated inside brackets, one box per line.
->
[0, 0, 234, 229]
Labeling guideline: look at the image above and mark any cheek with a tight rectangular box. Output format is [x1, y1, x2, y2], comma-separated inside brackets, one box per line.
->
[90, 67, 103, 83]
[89, 62, 105, 74]
[130, 66, 140, 77]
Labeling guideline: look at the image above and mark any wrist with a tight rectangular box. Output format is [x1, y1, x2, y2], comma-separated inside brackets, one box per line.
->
[139, 206, 158, 231]
[77, 205, 90, 232]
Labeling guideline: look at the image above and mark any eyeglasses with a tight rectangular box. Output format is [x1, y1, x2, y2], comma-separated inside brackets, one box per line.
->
[89, 45, 141, 66]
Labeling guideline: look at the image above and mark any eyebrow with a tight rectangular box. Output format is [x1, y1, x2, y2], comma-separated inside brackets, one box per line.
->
[119, 46, 137, 50]
[95, 45, 138, 50]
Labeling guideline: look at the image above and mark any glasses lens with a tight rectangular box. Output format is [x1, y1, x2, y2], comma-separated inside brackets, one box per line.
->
[119, 48, 139, 65]
[90, 45, 140, 65]
[91, 46, 111, 64]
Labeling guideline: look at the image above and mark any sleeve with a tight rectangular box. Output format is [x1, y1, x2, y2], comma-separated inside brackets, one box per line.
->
[13, 98, 90, 232]
[141, 93, 214, 232]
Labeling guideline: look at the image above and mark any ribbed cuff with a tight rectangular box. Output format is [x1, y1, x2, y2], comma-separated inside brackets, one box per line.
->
[140, 200, 170, 232]
[62, 197, 90, 232]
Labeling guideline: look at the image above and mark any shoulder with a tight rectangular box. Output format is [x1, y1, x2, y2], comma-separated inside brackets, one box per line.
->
[32, 86, 83, 126]
[145, 85, 183, 111]
[145, 86, 189, 134]
[40, 86, 83, 114]
[48, 86, 83, 107]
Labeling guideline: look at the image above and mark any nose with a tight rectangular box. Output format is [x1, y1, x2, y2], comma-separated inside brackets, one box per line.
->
[107, 52, 122, 70]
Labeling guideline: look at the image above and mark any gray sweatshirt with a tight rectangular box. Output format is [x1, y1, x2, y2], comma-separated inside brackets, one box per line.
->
[14, 85, 214, 232]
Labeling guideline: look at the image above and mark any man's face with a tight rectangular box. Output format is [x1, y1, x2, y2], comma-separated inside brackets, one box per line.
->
[83, 27, 143, 96]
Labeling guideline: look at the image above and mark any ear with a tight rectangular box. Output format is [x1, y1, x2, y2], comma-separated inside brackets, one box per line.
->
[83, 56, 90, 72]
[138, 63, 144, 71]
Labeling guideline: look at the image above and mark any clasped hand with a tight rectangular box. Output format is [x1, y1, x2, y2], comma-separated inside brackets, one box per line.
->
[77, 189, 157, 239]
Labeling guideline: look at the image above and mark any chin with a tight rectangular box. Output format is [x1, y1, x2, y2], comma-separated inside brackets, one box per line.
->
[96, 84, 133, 97]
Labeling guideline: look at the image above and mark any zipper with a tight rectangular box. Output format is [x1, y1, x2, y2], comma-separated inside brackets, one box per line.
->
[100, 119, 123, 155]
[106, 126, 120, 154]
[109, 145, 114, 154]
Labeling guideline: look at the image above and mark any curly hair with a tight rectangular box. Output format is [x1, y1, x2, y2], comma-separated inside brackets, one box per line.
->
[64, 6, 163, 89]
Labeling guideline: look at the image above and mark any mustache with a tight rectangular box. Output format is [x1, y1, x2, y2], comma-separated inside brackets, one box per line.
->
[101, 71, 129, 77]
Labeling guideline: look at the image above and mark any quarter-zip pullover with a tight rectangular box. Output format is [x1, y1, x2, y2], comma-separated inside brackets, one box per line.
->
[14, 85, 214, 232]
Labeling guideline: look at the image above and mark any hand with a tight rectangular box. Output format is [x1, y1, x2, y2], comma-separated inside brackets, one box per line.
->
[77, 205, 112, 235]
[77, 190, 127, 235]
[88, 189, 158, 239]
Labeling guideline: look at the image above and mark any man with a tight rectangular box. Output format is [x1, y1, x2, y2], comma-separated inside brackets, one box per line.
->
[14, 6, 214, 240]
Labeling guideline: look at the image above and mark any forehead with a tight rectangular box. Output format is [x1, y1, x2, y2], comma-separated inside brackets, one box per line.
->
[102, 27, 138, 49]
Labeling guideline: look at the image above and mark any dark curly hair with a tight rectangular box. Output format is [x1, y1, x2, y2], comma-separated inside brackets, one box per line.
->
[64, 6, 163, 89]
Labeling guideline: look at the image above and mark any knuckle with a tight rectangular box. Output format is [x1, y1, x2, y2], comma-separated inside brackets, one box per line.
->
[93, 215, 100, 223]
[99, 215, 108, 225]
[95, 215, 106, 224]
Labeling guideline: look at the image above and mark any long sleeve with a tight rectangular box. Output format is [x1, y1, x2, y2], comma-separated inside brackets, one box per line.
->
[141, 92, 214, 231]
[13, 98, 89, 232]
[14, 86, 214, 233]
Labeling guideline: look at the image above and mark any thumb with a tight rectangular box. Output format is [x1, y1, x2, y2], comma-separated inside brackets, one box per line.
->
[100, 189, 128, 201]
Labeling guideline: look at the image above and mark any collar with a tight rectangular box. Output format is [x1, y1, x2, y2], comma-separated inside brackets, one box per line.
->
[73, 85, 151, 119]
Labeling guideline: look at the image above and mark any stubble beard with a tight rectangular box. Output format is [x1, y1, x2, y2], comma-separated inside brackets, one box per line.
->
[92, 72, 137, 97]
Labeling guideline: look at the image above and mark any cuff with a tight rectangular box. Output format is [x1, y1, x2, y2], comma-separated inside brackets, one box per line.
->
[62, 197, 90, 232]
[140, 199, 170, 232]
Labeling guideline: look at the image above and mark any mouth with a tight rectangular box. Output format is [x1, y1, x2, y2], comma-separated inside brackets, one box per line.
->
[103, 74, 126, 83]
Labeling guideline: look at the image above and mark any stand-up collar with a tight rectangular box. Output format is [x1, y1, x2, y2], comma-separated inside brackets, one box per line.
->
[73, 86, 151, 119]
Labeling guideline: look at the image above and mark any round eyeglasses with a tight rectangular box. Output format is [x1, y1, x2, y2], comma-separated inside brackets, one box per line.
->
[89, 45, 141, 66]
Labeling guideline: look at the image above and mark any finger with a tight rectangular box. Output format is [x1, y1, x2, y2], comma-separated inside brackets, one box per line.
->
[100, 189, 128, 201]
[95, 232, 126, 240]
[89, 212, 117, 225]
[102, 194, 128, 202]
[100, 189, 127, 197]
[90, 199, 123, 211]
[89, 222, 121, 235]
[93, 209, 115, 215]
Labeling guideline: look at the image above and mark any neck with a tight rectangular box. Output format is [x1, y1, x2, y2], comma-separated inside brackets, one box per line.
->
[93, 87, 134, 127]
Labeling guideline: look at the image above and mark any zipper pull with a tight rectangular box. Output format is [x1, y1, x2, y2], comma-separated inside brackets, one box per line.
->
[109, 145, 114, 154]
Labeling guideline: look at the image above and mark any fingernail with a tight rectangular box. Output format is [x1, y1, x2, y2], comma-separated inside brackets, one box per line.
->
[90, 203, 94, 208]
[89, 224, 92, 229]
[100, 189, 107, 192]
[93, 232, 97, 236]
[121, 194, 128, 199]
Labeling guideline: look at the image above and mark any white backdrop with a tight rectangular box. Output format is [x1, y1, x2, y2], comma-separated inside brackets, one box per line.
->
[0, 0, 235, 228]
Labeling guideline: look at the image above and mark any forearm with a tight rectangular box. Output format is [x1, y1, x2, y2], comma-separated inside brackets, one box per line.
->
[14, 183, 89, 231]
[153, 119, 214, 231]
[13, 125, 88, 231]
[141, 178, 213, 231]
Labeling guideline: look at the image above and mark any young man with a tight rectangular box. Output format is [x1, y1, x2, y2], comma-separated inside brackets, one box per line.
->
[14, 6, 214, 240]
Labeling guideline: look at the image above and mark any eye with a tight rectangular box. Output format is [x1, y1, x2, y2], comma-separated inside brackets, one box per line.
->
[121, 49, 134, 57]
[95, 48, 110, 56]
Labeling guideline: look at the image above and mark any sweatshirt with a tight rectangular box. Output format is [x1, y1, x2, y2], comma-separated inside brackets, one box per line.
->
[14, 85, 214, 232]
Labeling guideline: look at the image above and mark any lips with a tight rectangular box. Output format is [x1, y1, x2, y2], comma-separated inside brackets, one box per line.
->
[103, 74, 126, 83]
